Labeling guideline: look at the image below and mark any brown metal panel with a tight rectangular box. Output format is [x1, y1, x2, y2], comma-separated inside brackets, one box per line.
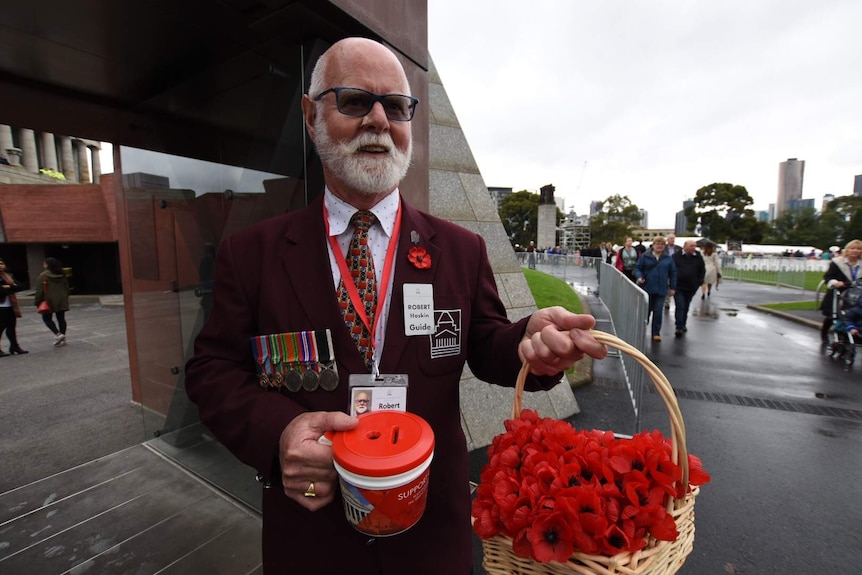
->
[327, 0, 429, 69]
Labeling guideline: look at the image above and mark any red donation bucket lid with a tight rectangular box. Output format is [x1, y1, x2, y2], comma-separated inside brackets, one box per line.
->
[332, 411, 435, 477]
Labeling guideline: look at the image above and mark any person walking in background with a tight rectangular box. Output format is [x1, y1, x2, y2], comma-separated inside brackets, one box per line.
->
[615, 236, 640, 281]
[664, 234, 679, 310]
[526, 240, 537, 269]
[34, 257, 70, 346]
[0, 258, 28, 355]
[635, 236, 677, 342]
[665, 234, 679, 257]
[700, 242, 721, 299]
[820, 239, 862, 342]
[600, 242, 612, 265]
[672, 240, 705, 337]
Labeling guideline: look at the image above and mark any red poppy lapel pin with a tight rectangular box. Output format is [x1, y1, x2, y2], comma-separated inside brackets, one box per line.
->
[408, 231, 431, 269]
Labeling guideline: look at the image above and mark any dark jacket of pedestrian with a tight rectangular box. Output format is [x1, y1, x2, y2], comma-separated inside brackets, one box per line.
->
[34, 269, 70, 312]
[821, 254, 860, 318]
[673, 250, 706, 294]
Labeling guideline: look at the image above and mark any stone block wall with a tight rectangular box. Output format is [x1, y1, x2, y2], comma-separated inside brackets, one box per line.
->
[426, 59, 578, 450]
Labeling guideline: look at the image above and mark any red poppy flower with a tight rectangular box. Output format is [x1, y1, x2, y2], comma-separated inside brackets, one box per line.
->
[527, 512, 575, 563]
[471, 410, 707, 561]
[407, 246, 431, 269]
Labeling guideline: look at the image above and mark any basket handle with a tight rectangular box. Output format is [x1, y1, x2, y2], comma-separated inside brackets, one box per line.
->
[512, 330, 690, 499]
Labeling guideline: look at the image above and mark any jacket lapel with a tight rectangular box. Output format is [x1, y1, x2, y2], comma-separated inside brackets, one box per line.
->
[275, 196, 442, 374]
[379, 200, 440, 373]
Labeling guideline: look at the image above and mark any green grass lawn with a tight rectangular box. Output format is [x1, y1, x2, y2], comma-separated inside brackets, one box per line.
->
[523, 267, 824, 314]
[522, 268, 589, 381]
[522, 268, 583, 314]
[728, 269, 824, 291]
[759, 300, 820, 311]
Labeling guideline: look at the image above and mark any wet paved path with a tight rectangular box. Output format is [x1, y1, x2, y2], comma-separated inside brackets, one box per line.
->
[472, 265, 862, 575]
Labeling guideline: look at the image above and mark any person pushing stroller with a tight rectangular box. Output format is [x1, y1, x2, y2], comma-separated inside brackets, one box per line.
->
[827, 280, 862, 366]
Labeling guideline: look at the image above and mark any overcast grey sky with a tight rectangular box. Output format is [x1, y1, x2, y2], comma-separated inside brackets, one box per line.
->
[428, 0, 862, 228]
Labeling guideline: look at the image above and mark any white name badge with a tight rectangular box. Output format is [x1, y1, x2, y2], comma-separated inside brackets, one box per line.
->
[403, 283, 434, 335]
[348, 374, 409, 416]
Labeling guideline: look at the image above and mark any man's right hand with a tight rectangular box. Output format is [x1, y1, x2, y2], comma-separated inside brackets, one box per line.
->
[278, 411, 358, 511]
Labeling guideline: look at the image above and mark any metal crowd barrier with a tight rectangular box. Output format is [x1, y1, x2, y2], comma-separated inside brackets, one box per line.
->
[719, 254, 828, 291]
[525, 252, 828, 429]
[596, 262, 650, 428]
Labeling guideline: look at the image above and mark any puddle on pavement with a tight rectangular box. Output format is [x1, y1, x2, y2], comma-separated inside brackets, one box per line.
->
[568, 282, 594, 296]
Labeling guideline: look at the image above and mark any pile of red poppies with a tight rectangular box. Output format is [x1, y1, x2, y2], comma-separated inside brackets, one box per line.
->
[472, 410, 710, 563]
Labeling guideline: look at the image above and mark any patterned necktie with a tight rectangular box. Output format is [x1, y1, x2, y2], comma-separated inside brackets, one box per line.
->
[338, 211, 378, 371]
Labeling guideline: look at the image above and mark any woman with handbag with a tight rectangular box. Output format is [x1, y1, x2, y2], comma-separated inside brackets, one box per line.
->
[0, 258, 28, 355]
[700, 243, 722, 299]
[34, 257, 71, 346]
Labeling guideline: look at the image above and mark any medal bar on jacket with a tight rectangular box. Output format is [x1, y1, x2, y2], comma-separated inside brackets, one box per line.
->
[251, 329, 338, 392]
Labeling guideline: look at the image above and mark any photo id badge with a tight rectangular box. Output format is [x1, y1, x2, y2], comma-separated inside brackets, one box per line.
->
[403, 283, 434, 335]
[348, 374, 409, 416]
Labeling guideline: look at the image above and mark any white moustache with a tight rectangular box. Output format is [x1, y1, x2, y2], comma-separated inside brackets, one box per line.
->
[350, 133, 394, 154]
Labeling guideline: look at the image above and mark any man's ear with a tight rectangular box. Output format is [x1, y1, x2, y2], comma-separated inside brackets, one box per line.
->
[301, 95, 317, 142]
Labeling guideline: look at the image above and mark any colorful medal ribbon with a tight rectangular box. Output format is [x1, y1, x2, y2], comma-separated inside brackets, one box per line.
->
[268, 333, 285, 386]
[251, 335, 272, 387]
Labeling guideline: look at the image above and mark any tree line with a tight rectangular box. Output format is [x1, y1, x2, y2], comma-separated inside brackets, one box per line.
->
[499, 183, 862, 250]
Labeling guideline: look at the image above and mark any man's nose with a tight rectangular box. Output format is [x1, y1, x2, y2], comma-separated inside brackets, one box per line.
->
[363, 101, 390, 128]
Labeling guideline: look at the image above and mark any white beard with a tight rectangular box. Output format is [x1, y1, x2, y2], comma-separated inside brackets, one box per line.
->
[313, 115, 413, 196]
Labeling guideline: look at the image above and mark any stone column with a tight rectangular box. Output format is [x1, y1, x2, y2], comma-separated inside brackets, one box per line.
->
[41, 132, 59, 171]
[0, 125, 13, 153]
[20, 128, 38, 173]
[61, 136, 77, 181]
[89, 144, 102, 183]
[76, 139, 91, 183]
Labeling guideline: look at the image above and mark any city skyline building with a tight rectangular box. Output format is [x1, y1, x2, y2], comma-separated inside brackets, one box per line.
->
[675, 200, 695, 235]
[776, 158, 805, 217]
[487, 186, 512, 211]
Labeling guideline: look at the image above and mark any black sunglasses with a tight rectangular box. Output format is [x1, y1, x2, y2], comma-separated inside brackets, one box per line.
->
[314, 87, 419, 122]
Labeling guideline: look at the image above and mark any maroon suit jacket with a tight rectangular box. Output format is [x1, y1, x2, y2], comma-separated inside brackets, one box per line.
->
[185, 194, 558, 574]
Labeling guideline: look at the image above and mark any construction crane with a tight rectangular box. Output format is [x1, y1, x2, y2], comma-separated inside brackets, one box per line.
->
[576, 160, 587, 194]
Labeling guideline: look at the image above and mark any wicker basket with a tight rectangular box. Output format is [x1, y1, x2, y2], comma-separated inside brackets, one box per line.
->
[479, 331, 698, 575]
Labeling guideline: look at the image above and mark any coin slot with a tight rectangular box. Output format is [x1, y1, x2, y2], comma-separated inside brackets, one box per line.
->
[391, 426, 400, 444]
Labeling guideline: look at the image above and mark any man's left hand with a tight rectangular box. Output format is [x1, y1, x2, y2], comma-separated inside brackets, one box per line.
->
[519, 307, 608, 376]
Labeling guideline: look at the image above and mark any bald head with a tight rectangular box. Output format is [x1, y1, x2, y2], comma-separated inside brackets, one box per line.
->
[309, 38, 411, 98]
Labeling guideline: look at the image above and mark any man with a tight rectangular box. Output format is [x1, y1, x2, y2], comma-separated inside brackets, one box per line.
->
[353, 389, 370, 415]
[672, 240, 705, 337]
[664, 234, 678, 310]
[184, 37, 606, 575]
[665, 234, 678, 256]
[526, 240, 536, 269]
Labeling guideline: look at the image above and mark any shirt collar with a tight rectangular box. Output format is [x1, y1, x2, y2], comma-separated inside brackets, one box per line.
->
[324, 188, 399, 238]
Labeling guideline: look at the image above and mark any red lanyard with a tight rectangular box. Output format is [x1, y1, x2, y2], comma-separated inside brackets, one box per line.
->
[324, 201, 402, 346]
